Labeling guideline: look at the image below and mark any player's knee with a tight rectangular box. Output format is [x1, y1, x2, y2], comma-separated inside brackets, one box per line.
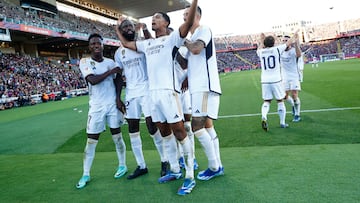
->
[144, 117, 157, 134]
[127, 119, 140, 133]
[191, 117, 206, 132]
[147, 122, 157, 135]
[87, 134, 100, 140]
[110, 128, 121, 135]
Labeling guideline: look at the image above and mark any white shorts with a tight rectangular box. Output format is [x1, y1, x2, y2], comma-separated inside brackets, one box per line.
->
[284, 79, 301, 91]
[87, 103, 124, 134]
[262, 82, 286, 100]
[125, 95, 151, 119]
[180, 90, 192, 115]
[150, 89, 184, 123]
[191, 91, 220, 119]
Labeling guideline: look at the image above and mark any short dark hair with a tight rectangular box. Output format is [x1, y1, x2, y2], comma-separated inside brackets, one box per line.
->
[158, 12, 171, 26]
[185, 5, 202, 16]
[263, 36, 275, 48]
[88, 33, 103, 42]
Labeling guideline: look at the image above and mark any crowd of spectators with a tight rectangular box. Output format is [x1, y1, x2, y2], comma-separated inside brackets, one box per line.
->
[2, 0, 360, 43]
[1, 0, 360, 111]
[217, 50, 260, 72]
[216, 36, 360, 72]
[0, 0, 117, 40]
[0, 53, 87, 110]
[339, 36, 360, 56]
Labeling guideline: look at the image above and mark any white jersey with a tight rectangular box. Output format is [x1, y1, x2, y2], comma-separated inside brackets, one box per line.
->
[281, 47, 301, 81]
[257, 44, 286, 83]
[174, 46, 188, 84]
[297, 53, 305, 82]
[136, 29, 184, 92]
[79, 57, 117, 106]
[187, 25, 221, 94]
[114, 46, 148, 100]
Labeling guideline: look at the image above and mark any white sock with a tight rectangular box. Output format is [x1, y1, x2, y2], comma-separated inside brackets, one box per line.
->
[194, 128, 219, 171]
[179, 136, 194, 179]
[286, 95, 294, 106]
[150, 129, 167, 162]
[112, 133, 126, 167]
[177, 140, 184, 159]
[184, 121, 195, 158]
[278, 102, 286, 125]
[163, 133, 180, 173]
[83, 138, 98, 176]
[294, 97, 301, 116]
[129, 132, 146, 169]
[206, 127, 222, 168]
[261, 102, 270, 120]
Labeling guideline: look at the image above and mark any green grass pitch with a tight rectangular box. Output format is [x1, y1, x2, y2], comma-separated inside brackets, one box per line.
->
[0, 59, 360, 202]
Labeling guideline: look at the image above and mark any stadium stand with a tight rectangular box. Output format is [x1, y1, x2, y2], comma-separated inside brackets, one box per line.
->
[0, 53, 87, 110]
[0, 0, 360, 110]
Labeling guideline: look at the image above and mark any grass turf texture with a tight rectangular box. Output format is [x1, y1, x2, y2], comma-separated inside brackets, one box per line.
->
[0, 59, 359, 202]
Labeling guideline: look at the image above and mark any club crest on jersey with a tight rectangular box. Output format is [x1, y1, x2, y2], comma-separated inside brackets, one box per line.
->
[122, 49, 126, 58]
[90, 61, 96, 70]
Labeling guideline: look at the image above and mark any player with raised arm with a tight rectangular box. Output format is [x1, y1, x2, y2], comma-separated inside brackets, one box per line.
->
[257, 30, 299, 131]
[281, 34, 302, 122]
[183, 5, 224, 181]
[76, 33, 126, 189]
[114, 19, 169, 179]
[115, 0, 198, 195]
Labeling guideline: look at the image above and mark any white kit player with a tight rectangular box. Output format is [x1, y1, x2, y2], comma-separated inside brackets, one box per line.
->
[256, 31, 299, 131]
[115, 19, 168, 180]
[183, 5, 224, 181]
[280, 35, 302, 122]
[76, 33, 126, 189]
[116, 0, 198, 196]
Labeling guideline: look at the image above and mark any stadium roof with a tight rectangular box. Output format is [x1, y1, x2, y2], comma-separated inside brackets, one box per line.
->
[58, 0, 190, 20]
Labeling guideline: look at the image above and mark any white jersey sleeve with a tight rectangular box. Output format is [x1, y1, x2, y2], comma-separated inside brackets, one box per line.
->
[298, 53, 305, 82]
[187, 25, 221, 94]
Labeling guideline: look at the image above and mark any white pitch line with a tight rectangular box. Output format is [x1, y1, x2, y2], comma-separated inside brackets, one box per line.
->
[218, 107, 360, 119]
[133, 107, 360, 124]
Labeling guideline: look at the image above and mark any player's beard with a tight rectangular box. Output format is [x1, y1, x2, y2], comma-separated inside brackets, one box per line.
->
[123, 32, 135, 41]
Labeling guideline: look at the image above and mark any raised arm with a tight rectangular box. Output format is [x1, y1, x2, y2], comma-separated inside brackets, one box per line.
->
[294, 33, 302, 58]
[140, 23, 153, 39]
[184, 38, 205, 55]
[178, 0, 198, 38]
[257, 33, 266, 50]
[285, 29, 300, 48]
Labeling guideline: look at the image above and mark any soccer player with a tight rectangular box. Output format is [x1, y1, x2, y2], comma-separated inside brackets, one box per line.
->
[115, 0, 198, 195]
[281, 34, 302, 122]
[76, 33, 127, 189]
[114, 19, 168, 179]
[257, 31, 299, 131]
[182, 5, 224, 181]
